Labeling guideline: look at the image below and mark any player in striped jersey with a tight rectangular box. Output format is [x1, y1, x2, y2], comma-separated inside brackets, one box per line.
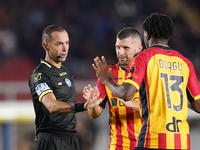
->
[92, 13, 200, 150]
[84, 27, 143, 150]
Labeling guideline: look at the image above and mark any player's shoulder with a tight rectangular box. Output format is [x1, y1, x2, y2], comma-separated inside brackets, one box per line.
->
[107, 62, 119, 70]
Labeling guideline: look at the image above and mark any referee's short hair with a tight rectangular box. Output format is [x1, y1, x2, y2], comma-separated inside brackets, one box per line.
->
[42, 24, 65, 43]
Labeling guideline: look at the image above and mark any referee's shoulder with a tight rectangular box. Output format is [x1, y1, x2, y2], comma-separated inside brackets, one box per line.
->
[29, 63, 49, 79]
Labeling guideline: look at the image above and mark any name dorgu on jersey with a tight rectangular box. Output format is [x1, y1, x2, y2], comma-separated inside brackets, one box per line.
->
[158, 59, 182, 71]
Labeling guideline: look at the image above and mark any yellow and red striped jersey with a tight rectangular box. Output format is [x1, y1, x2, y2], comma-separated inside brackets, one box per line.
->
[98, 63, 143, 150]
[124, 44, 200, 150]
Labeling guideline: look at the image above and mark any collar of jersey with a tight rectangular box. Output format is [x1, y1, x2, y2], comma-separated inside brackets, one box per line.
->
[41, 60, 52, 68]
[119, 64, 127, 72]
[151, 44, 171, 50]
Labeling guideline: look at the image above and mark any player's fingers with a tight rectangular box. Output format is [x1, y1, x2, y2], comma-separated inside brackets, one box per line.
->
[96, 98, 102, 104]
[118, 98, 125, 103]
[92, 87, 97, 98]
[89, 89, 94, 98]
[92, 88, 98, 100]
[83, 95, 87, 100]
[101, 56, 108, 68]
[88, 84, 93, 91]
[83, 86, 87, 94]
[94, 57, 103, 69]
[94, 87, 100, 98]
[92, 63, 97, 71]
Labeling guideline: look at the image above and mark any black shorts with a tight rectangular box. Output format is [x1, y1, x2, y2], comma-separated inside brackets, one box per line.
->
[35, 132, 80, 150]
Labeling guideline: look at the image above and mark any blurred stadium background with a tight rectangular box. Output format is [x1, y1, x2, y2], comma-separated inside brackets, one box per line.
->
[0, 0, 200, 149]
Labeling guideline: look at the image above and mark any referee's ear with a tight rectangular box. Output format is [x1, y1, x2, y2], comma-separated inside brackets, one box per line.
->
[42, 42, 48, 51]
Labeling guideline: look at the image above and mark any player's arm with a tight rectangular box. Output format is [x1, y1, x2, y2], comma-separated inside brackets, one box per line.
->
[88, 105, 103, 119]
[188, 98, 200, 113]
[92, 56, 137, 101]
[187, 62, 200, 113]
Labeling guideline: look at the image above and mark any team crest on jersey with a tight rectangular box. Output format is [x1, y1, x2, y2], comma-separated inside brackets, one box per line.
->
[35, 83, 50, 96]
[130, 66, 135, 73]
[34, 73, 42, 82]
[131, 57, 135, 65]
[65, 78, 71, 87]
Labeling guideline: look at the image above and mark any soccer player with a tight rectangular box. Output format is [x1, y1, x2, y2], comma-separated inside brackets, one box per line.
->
[92, 13, 200, 150]
[84, 27, 143, 150]
[28, 24, 101, 150]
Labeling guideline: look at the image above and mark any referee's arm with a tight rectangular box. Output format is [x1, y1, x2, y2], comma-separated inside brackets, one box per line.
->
[41, 91, 102, 114]
[41, 92, 72, 114]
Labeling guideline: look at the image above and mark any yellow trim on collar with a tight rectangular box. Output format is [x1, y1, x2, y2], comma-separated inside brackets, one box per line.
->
[41, 61, 51, 68]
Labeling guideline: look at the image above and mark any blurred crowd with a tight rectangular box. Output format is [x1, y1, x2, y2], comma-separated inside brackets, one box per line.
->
[0, 0, 200, 80]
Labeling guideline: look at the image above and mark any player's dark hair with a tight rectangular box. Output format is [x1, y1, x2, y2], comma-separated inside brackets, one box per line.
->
[143, 12, 175, 39]
[117, 27, 141, 41]
[42, 24, 65, 43]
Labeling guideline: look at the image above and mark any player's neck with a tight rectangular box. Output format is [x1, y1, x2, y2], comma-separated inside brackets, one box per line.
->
[149, 38, 168, 47]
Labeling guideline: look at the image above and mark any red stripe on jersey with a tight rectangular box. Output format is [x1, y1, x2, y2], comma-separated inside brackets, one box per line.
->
[115, 146, 123, 150]
[126, 107, 135, 146]
[158, 133, 166, 149]
[144, 131, 150, 148]
[187, 134, 191, 150]
[174, 134, 181, 149]
[115, 107, 123, 149]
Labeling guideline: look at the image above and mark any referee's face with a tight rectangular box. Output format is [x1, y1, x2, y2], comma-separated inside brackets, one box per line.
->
[47, 30, 70, 64]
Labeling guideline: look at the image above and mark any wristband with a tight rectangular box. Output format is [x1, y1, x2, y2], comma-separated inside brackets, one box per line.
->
[71, 102, 86, 113]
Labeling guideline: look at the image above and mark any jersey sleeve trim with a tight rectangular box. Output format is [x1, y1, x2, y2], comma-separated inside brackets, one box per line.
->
[39, 90, 53, 101]
[194, 95, 200, 101]
[123, 79, 140, 90]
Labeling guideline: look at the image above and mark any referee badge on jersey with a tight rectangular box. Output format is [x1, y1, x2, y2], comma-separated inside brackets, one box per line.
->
[65, 78, 71, 87]
[35, 83, 50, 96]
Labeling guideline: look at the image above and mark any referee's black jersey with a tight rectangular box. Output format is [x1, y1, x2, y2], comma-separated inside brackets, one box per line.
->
[28, 60, 77, 136]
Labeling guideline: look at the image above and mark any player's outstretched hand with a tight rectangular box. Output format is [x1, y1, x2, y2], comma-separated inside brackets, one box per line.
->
[92, 56, 113, 85]
[83, 85, 102, 109]
[83, 84, 93, 101]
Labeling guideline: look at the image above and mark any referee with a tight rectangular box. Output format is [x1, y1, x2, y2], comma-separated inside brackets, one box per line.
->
[28, 24, 101, 150]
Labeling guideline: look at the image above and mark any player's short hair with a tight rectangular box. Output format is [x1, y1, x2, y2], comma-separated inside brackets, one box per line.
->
[143, 12, 175, 39]
[42, 24, 65, 43]
[117, 27, 141, 41]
